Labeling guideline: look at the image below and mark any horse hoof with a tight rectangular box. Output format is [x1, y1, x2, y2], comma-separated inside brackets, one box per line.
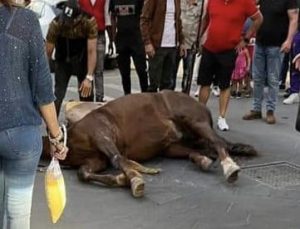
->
[227, 169, 239, 183]
[221, 157, 240, 183]
[130, 177, 145, 198]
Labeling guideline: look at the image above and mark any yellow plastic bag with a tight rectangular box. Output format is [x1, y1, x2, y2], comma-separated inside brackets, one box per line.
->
[45, 157, 66, 223]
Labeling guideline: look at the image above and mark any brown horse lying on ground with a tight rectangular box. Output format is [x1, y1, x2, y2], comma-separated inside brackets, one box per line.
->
[42, 90, 257, 197]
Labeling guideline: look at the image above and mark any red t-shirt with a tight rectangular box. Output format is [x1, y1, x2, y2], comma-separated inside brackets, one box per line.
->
[79, 0, 106, 31]
[203, 0, 258, 53]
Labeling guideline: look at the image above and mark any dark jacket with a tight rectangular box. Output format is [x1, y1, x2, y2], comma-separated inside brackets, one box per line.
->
[140, 0, 184, 48]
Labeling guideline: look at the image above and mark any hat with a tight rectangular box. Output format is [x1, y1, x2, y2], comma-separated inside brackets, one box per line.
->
[61, 0, 81, 22]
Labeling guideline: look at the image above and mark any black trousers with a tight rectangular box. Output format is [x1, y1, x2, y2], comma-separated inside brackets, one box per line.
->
[148, 47, 177, 92]
[117, 42, 148, 95]
[54, 61, 93, 116]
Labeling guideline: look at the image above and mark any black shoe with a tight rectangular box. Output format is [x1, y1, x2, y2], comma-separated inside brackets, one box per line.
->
[236, 91, 242, 99]
[283, 88, 291, 98]
[279, 84, 286, 90]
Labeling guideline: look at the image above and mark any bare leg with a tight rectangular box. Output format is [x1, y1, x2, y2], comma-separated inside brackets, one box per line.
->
[199, 85, 211, 104]
[219, 88, 231, 118]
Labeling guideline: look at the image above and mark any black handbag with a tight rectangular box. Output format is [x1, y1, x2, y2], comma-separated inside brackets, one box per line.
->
[296, 100, 300, 132]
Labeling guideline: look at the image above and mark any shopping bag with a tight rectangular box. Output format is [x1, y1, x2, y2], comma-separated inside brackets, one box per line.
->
[45, 157, 66, 223]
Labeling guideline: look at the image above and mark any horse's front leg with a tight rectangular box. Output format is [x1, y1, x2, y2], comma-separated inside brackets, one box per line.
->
[178, 120, 240, 183]
[164, 143, 214, 171]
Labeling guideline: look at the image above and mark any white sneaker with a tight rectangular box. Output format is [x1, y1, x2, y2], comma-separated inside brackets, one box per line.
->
[283, 93, 299, 104]
[212, 86, 220, 97]
[217, 116, 229, 131]
[194, 87, 200, 97]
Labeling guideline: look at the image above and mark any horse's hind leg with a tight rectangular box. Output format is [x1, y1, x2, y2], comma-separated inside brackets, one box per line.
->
[164, 143, 214, 171]
[126, 160, 161, 174]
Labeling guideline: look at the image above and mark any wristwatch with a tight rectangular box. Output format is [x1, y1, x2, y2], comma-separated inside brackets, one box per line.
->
[86, 74, 94, 82]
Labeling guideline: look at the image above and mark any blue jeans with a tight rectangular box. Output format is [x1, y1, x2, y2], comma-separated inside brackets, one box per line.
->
[0, 126, 42, 229]
[252, 44, 284, 112]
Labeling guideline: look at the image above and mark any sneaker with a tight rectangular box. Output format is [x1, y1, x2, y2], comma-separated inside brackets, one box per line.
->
[243, 110, 262, 120]
[283, 93, 299, 104]
[217, 116, 229, 131]
[266, 110, 276, 124]
[194, 87, 200, 97]
[212, 86, 220, 97]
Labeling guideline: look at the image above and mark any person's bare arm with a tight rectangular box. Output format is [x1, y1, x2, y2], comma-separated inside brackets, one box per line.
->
[236, 11, 263, 51]
[45, 42, 55, 60]
[281, 8, 299, 53]
[79, 38, 97, 97]
[244, 11, 263, 40]
[39, 102, 68, 160]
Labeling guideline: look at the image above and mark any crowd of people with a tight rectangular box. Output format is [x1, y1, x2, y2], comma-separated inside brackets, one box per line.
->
[1, 0, 300, 228]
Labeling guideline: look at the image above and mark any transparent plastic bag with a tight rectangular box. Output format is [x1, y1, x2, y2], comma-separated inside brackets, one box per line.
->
[45, 157, 66, 223]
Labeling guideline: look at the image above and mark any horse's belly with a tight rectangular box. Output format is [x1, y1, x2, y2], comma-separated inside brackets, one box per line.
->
[124, 144, 163, 161]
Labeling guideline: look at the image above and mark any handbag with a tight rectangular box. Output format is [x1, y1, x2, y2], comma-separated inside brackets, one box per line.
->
[296, 98, 300, 132]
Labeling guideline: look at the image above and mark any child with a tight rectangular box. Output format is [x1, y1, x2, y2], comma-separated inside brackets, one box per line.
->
[231, 47, 251, 98]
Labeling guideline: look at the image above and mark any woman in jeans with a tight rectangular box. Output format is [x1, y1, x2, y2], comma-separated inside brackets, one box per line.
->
[0, 1, 68, 228]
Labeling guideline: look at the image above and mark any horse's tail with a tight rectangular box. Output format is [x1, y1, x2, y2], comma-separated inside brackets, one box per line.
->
[227, 142, 258, 157]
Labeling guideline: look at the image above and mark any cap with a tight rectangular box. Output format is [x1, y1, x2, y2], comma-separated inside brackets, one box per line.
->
[61, 0, 80, 23]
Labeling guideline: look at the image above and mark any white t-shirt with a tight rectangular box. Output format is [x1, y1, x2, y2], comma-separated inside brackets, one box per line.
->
[161, 0, 176, 47]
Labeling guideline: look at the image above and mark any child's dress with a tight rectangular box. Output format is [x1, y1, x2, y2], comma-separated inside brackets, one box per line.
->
[231, 49, 248, 81]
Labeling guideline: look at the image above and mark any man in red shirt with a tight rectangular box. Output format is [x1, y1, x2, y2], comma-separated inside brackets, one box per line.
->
[197, 0, 263, 131]
[79, 0, 113, 102]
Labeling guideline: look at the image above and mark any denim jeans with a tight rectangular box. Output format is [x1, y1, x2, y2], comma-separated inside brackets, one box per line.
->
[0, 125, 42, 229]
[252, 44, 285, 112]
[95, 33, 106, 101]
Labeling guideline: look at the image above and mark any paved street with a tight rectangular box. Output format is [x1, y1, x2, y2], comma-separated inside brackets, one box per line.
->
[32, 66, 300, 229]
